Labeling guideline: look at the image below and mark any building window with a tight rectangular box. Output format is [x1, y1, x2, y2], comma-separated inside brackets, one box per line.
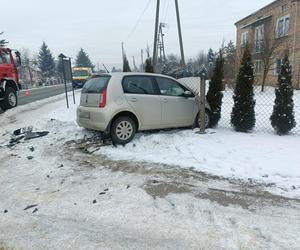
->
[241, 31, 249, 47]
[254, 25, 264, 52]
[254, 60, 263, 74]
[282, 4, 288, 13]
[276, 15, 290, 38]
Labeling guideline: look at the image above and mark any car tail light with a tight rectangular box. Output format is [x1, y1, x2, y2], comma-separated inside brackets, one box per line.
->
[99, 89, 107, 108]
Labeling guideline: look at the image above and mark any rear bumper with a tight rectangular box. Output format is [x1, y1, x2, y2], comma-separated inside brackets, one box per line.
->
[76, 106, 110, 131]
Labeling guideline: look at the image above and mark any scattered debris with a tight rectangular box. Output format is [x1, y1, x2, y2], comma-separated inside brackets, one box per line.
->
[27, 156, 34, 160]
[13, 126, 33, 136]
[126, 185, 130, 189]
[152, 180, 159, 184]
[104, 188, 109, 192]
[46, 175, 50, 178]
[8, 127, 50, 147]
[99, 192, 106, 195]
[29, 146, 35, 152]
[92, 200, 97, 204]
[32, 208, 38, 213]
[24, 204, 38, 211]
[58, 164, 64, 168]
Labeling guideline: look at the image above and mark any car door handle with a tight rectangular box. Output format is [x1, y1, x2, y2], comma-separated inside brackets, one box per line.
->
[162, 98, 168, 103]
[129, 97, 137, 102]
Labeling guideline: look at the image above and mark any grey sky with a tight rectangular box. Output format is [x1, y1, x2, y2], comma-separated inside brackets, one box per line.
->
[2, 0, 273, 69]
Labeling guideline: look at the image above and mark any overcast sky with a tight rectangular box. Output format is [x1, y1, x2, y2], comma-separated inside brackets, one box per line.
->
[2, 0, 273, 70]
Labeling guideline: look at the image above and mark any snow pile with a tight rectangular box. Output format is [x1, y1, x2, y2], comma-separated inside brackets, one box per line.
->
[100, 129, 300, 197]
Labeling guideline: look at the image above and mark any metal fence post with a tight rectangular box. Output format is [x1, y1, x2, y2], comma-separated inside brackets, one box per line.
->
[199, 71, 207, 134]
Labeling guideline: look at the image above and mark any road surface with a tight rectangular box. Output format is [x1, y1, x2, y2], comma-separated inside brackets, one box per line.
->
[0, 84, 75, 114]
[18, 83, 74, 106]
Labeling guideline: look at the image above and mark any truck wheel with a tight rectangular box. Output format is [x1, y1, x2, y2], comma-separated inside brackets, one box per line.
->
[111, 116, 136, 145]
[2, 87, 18, 110]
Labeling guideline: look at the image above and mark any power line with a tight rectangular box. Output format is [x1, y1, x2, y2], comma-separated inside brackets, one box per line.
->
[124, 0, 153, 42]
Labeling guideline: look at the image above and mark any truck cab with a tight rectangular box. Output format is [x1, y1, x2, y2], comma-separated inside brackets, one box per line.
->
[0, 48, 21, 110]
[72, 67, 92, 88]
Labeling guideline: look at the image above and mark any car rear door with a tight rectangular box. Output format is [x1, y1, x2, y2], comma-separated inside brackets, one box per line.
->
[122, 75, 161, 129]
[155, 77, 195, 126]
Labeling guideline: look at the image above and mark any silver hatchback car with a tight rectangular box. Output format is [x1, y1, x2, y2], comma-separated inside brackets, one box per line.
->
[77, 73, 211, 144]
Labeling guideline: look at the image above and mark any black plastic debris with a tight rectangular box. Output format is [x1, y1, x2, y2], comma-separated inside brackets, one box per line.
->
[29, 146, 35, 152]
[92, 200, 97, 204]
[24, 204, 38, 211]
[8, 127, 49, 147]
[99, 192, 106, 195]
[32, 208, 38, 213]
[4, 209, 8, 213]
[27, 156, 34, 160]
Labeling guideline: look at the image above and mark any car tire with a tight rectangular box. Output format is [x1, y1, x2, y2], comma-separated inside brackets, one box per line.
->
[194, 109, 211, 129]
[1, 87, 18, 110]
[111, 116, 136, 145]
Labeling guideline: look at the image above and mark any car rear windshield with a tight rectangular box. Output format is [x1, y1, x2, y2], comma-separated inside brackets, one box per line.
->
[82, 76, 110, 94]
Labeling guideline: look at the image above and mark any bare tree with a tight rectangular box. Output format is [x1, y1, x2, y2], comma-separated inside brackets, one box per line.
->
[259, 36, 282, 92]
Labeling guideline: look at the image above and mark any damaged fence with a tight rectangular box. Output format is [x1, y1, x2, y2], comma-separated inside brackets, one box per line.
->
[178, 77, 300, 134]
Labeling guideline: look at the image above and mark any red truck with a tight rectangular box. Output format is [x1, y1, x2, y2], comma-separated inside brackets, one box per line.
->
[0, 47, 21, 110]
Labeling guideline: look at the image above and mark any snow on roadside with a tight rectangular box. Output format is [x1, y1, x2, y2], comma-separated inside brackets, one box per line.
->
[99, 129, 300, 198]
[1, 90, 300, 198]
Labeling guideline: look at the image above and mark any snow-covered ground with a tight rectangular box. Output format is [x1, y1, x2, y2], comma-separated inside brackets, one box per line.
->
[1, 91, 300, 249]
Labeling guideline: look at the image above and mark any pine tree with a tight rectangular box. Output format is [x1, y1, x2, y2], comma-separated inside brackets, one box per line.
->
[206, 51, 224, 127]
[75, 48, 94, 68]
[0, 32, 8, 47]
[38, 41, 56, 79]
[145, 58, 154, 73]
[270, 53, 296, 135]
[231, 47, 256, 132]
[123, 54, 131, 72]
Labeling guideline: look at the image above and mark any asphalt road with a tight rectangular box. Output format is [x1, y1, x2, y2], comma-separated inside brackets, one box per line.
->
[0, 83, 75, 114]
[18, 83, 74, 106]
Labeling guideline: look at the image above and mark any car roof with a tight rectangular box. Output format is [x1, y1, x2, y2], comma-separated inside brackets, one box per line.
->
[103, 72, 177, 80]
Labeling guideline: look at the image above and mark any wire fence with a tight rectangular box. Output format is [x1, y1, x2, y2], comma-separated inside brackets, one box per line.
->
[178, 77, 300, 134]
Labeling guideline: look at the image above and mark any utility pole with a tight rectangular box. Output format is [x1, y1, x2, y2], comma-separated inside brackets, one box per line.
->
[175, 0, 185, 66]
[121, 42, 125, 59]
[141, 49, 144, 72]
[152, 0, 160, 72]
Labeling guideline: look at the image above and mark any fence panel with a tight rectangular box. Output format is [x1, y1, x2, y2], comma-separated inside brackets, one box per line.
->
[178, 77, 300, 134]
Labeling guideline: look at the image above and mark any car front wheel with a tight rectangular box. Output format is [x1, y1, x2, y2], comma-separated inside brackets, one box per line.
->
[194, 110, 211, 129]
[111, 116, 136, 145]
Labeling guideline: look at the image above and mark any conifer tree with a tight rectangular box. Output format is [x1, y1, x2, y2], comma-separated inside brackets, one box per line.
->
[270, 53, 296, 135]
[206, 51, 224, 127]
[0, 32, 8, 47]
[38, 41, 56, 78]
[75, 48, 94, 68]
[123, 54, 131, 72]
[145, 58, 154, 73]
[231, 47, 256, 132]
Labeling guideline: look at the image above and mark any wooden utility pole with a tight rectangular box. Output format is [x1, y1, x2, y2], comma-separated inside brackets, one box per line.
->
[141, 49, 144, 72]
[175, 0, 185, 66]
[152, 0, 160, 72]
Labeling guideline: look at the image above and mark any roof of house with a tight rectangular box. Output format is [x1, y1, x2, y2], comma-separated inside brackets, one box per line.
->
[235, 0, 282, 25]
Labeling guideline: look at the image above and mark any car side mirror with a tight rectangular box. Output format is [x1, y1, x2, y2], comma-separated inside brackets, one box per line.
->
[182, 90, 194, 98]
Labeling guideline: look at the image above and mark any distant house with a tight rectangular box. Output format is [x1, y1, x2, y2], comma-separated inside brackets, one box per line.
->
[235, 0, 300, 89]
